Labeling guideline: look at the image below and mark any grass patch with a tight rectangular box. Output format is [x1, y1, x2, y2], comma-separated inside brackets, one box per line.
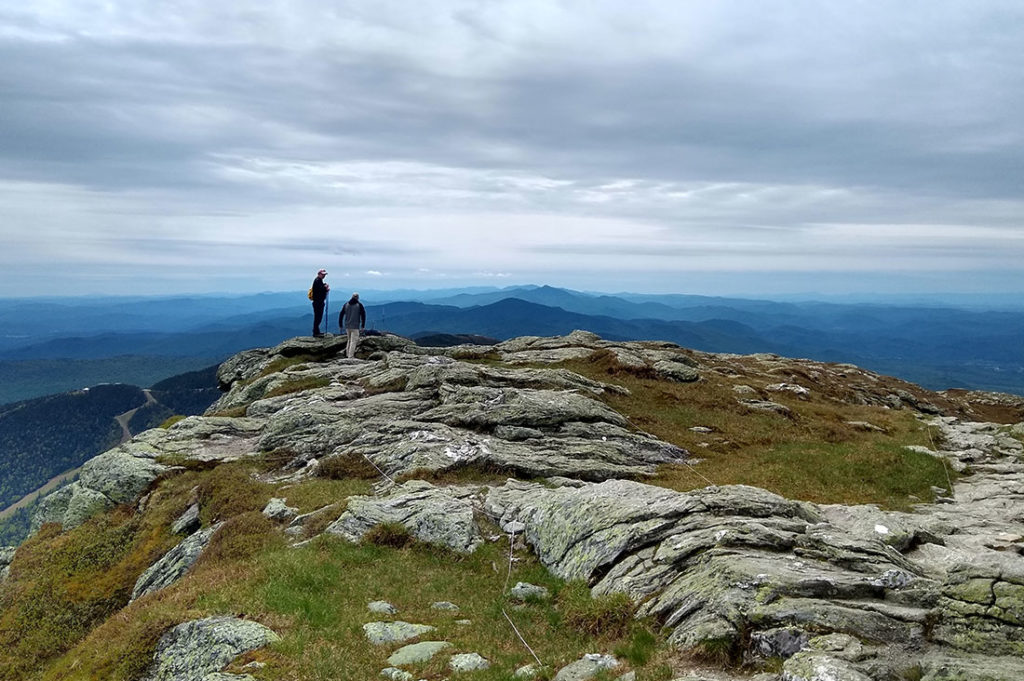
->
[256, 355, 319, 380]
[21, 492, 664, 681]
[263, 376, 332, 400]
[275, 478, 371, 515]
[207, 405, 248, 418]
[549, 354, 949, 509]
[0, 504, 183, 679]
[159, 415, 186, 429]
[398, 461, 522, 486]
[318, 453, 382, 480]
[558, 581, 635, 639]
[196, 462, 274, 525]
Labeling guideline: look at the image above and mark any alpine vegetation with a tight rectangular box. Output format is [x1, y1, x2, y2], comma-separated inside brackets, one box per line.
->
[1, 331, 1023, 681]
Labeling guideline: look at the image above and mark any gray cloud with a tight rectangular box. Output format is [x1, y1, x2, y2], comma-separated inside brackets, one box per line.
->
[0, 1, 1022, 296]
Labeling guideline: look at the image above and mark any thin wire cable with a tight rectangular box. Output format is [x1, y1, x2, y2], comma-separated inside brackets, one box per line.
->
[502, 608, 543, 668]
[504, 529, 516, 591]
[361, 452, 397, 488]
[924, 420, 955, 498]
[619, 413, 718, 487]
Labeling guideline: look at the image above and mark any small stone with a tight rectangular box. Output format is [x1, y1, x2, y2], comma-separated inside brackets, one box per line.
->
[171, 503, 201, 535]
[504, 520, 527, 534]
[455, 619, 472, 625]
[553, 654, 618, 681]
[262, 498, 299, 522]
[765, 382, 810, 397]
[381, 667, 414, 681]
[689, 426, 714, 433]
[515, 664, 541, 679]
[449, 652, 490, 672]
[387, 641, 452, 666]
[363, 621, 435, 645]
[368, 600, 398, 615]
[739, 399, 792, 416]
[510, 582, 551, 602]
[845, 421, 886, 433]
[431, 601, 460, 611]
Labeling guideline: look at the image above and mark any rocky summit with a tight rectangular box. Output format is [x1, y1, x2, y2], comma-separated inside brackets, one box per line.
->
[4, 331, 1024, 681]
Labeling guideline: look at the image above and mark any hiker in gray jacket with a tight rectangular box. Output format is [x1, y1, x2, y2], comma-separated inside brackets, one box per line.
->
[339, 292, 366, 358]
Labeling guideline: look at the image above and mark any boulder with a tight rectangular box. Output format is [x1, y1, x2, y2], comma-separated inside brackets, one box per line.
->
[131, 523, 223, 602]
[31, 482, 114, 533]
[327, 481, 482, 554]
[141, 616, 279, 681]
[363, 621, 436, 645]
[553, 654, 618, 681]
[510, 582, 551, 602]
[387, 641, 452, 666]
[172, 503, 201, 535]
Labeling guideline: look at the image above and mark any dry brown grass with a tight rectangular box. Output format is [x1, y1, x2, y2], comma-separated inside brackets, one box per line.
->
[555, 352, 948, 509]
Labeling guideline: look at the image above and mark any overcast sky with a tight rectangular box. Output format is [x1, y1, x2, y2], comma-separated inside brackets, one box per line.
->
[1, 1, 1022, 299]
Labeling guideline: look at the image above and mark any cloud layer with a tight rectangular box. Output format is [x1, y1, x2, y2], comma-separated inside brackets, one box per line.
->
[1, 1, 1022, 296]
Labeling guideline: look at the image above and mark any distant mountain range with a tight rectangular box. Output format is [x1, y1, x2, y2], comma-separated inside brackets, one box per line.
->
[1, 285, 1022, 404]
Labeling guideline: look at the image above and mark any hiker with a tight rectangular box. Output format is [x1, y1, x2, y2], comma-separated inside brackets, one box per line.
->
[310, 268, 330, 337]
[339, 292, 366, 358]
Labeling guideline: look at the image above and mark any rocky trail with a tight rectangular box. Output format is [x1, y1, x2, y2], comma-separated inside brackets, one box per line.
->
[5, 331, 1024, 681]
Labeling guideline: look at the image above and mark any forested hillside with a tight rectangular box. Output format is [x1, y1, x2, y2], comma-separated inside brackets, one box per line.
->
[0, 365, 222, 545]
[0, 384, 145, 510]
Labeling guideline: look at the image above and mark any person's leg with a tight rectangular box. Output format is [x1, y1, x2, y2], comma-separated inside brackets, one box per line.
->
[346, 329, 360, 358]
[313, 302, 324, 335]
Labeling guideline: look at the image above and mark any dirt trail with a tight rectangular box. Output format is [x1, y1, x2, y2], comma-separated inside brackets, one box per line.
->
[114, 389, 156, 443]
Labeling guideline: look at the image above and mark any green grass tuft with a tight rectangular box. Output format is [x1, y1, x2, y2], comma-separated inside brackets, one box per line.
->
[362, 522, 415, 549]
[159, 414, 186, 428]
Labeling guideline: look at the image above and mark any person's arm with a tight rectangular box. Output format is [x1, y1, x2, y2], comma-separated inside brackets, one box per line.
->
[359, 303, 366, 328]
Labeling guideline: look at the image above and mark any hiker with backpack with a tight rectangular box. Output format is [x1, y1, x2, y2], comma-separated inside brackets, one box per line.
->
[309, 268, 330, 337]
[339, 292, 366, 358]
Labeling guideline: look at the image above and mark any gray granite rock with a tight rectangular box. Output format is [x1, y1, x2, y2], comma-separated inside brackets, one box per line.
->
[449, 652, 490, 672]
[172, 503, 201, 535]
[363, 621, 436, 645]
[327, 481, 482, 554]
[553, 654, 618, 681]
[368, 600, 398, 615]
[142, 616, 279, 681]
[131, 523, 223, 602]
[510, 582, 551, 601]
[387, 641, 452, 666]
[380, 667, 414, 681]
[0, 545, 16, 582]
[781, 649, 871, 680]
[262, 498, 298, 522]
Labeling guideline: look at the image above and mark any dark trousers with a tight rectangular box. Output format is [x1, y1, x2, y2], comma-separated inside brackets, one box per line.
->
[312, 301, 325, 334]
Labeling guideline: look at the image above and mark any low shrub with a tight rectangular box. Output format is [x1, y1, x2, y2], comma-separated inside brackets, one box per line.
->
[362, 522, 414, 549]
[318, 453, 381, 480]
[196, 463, 271, 525]
[263, 376, 331, 399]
[558, 581, 635, 639]
[199, 512, 284, 564]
